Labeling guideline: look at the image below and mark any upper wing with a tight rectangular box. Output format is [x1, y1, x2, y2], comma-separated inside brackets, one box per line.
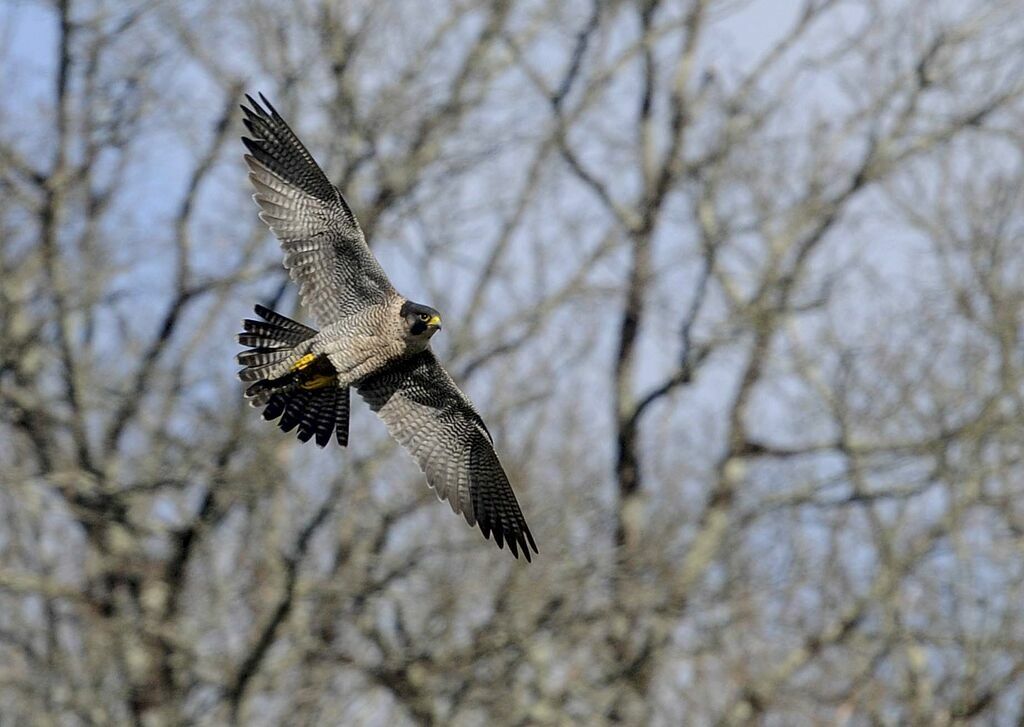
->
[241, 94, 396, 324]
[357, 350, 538, 561]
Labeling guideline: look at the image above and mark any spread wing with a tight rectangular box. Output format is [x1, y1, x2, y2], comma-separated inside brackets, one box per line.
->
[241, 93, 396, 324]
[357, 351, 538, 561]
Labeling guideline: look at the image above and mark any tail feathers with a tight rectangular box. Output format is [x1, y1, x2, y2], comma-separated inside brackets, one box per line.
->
[238, 305, 316, 348]
[236, 305, 316, 382]
[250, 304, 316, 338]
[237, 347, 294, 370]
[237, 305, 349, 447]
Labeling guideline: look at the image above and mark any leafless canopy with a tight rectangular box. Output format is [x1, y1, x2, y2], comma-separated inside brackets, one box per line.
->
[2, 0, 1023, 723]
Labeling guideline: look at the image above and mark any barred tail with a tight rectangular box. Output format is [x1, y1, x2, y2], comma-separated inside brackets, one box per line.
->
[236, 305, 350, 447]
[237, 304, 317, 383]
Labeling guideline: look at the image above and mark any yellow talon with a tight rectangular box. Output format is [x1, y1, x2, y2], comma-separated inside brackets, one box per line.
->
[292, 353, 317, 371]
[300, 375, 336, 390]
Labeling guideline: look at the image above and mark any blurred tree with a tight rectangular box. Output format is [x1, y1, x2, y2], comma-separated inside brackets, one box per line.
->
[2, 0, 1023, 724]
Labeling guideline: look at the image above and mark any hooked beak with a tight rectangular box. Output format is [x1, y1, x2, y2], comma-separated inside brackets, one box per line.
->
[427, 314, 442, 330]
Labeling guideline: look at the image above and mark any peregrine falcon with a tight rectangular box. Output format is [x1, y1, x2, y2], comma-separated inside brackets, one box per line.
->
[235, 94, 537, 561]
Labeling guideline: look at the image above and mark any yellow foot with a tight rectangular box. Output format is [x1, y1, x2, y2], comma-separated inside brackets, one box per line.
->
[300, 375, 336, 390]
[291, 353, 317, 371]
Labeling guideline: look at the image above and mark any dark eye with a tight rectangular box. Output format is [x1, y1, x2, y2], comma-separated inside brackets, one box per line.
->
[419, 313, 430, 321]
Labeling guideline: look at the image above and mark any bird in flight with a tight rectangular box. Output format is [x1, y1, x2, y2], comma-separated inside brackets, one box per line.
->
[235, 94, 537, 561]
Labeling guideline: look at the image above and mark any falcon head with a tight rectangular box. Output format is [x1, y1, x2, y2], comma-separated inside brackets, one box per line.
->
[401, 301, 443, 341]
